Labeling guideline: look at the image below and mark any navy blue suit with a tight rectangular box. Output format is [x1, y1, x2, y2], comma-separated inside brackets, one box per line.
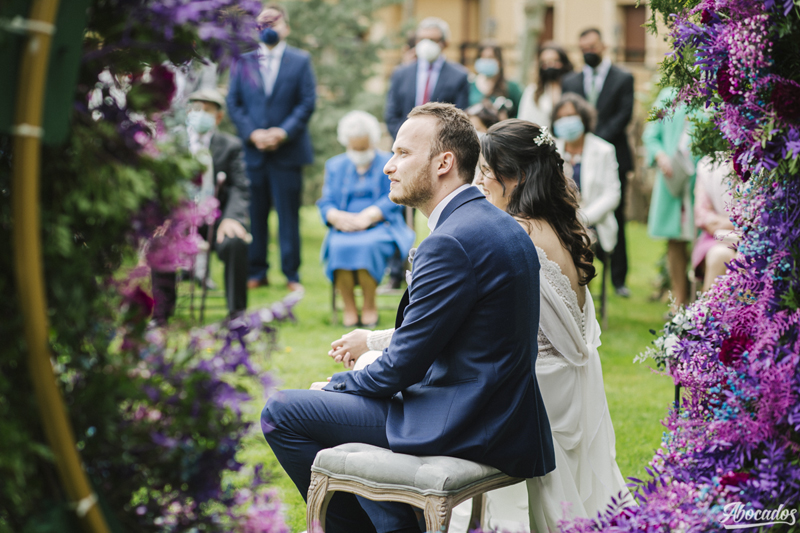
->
[227, 45, 316, 283]
[263, 188, 555, 533]
[385, 60, 470, 139]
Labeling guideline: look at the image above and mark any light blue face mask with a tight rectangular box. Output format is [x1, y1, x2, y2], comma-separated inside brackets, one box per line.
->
[553, 115, 585, 142]
[474, 58, 499, 78]
[186, 110, 216, 134]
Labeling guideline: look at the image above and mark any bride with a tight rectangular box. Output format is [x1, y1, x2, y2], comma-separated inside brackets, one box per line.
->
[329, 119, 632, 532]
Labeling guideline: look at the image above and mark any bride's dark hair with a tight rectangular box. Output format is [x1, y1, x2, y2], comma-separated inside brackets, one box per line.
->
[481, 119, 596, 285]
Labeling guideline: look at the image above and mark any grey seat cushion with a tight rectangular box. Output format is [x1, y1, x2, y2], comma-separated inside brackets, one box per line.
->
[311, 443, 510, 497]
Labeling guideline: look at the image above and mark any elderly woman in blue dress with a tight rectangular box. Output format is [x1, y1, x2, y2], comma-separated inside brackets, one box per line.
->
[317, 111, 415, 327]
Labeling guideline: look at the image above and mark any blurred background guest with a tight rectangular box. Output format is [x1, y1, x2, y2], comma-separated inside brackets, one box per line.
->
[469, 42, 522, 119]
[642, 87, 695, 312]
[384, 17, 469, 139]
[383, 17, 468, 289]
[552, 93, 620, 258]
[692, 157, 736, 293]
[518, 42, 573, 126]
[562, 28, 634, 297]
[317, 111, 415, 328]
[227, 4, 316, 293]
[466, 101, 500, 135]
[152, 89, 250, 324]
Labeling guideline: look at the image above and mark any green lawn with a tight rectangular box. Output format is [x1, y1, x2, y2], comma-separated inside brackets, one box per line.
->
[200, 207, 674, 532]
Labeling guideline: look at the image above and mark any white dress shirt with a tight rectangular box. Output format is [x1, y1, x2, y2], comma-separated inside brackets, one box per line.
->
[415, 55, 446, 107]
[259, 40, 287, 96]
[582, 58, 611, 105]
[427, 184, 473, 232]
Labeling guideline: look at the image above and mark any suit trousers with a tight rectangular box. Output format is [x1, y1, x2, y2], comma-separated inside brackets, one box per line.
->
[611, 170, 628, 289]
[262, 389, 421, 533]
[216, 235, 248, 314]
[248, 164, 303, 283]
[150, 234, 248, 320]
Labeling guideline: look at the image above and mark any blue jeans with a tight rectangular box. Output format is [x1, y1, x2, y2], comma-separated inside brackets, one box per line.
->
[262, 389, 421, 533]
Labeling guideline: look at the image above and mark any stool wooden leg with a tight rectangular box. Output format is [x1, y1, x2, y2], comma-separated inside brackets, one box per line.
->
[424, 495, 452, 532]
[307, 472, 333, 533]
[468, 494, 485, 530]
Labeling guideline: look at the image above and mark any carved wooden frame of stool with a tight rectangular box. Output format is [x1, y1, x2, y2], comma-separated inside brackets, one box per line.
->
[307, 471, 522, 532]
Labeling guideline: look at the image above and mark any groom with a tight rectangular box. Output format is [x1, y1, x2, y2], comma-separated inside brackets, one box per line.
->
[262, 103, 555, 533]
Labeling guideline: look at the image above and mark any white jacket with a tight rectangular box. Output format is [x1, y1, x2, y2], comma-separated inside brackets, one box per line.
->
[556, 133, 621, 252]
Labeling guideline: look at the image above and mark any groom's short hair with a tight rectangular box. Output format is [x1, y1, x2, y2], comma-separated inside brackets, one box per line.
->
[407, 102, 480, 184]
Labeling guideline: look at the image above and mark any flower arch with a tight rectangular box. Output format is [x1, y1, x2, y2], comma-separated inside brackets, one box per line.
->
[562, 1, 800, 530]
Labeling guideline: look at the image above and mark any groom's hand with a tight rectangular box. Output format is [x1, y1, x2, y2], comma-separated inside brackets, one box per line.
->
[329, 329, 369, 369]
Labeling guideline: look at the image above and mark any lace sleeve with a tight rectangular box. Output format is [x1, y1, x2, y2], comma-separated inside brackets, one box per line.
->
[366, 328, 395, 351]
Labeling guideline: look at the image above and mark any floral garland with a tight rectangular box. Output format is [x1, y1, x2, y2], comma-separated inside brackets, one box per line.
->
[559, 0, 800, 531]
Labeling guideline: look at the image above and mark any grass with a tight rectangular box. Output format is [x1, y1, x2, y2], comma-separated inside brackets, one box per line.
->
[197, 206, 674, 532]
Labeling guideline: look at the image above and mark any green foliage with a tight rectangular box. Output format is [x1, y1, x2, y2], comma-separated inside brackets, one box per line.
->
[283, 0, 400, 203]
[0, 108, 195, 528]
[688, 115, 728, 160]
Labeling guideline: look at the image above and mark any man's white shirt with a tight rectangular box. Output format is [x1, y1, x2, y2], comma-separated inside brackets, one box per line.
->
[427, 184, 473, 233]
[259, 40, 287, 95]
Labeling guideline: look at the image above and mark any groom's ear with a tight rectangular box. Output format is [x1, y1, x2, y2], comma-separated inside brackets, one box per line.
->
[435, 151, 456, 178]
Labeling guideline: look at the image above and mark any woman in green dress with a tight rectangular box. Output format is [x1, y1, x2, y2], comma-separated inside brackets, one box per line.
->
[642, 87, 696, 312]
[469, 42, 522, 119]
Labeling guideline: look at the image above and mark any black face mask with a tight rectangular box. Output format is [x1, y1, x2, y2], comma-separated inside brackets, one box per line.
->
[540, 66, 563, 82]
[583, 52, 602, 68]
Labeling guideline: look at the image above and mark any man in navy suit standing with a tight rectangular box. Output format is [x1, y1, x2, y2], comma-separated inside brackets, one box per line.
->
[385, 18, 469, 139]
[262, 103, 554, 533]
[383, 17, 469, 288]
[227, 4, 316, 292]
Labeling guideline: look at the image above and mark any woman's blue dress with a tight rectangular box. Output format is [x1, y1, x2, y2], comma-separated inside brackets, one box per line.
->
[317, 151, 415, 283]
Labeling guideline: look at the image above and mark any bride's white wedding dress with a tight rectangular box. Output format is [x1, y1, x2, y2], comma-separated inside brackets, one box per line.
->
[357, 246, 632, 532]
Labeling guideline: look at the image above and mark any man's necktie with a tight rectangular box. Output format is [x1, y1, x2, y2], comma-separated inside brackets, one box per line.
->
[422, 64, 435, 104]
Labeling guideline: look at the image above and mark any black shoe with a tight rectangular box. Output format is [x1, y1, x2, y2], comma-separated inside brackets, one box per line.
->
[614, 286, 631, 298]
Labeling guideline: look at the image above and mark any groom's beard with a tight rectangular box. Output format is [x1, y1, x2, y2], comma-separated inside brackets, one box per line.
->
[389, 158, 435, 209]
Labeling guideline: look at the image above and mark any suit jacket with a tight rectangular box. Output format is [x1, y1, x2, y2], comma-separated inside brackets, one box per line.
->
[226, 45, 316, 176]
[561, 65, 634, 174]
[556, 133, 620, 252]
[385, 60, 470, 139]
[324, 187, 556, 478]
[210, 131, 250, 226]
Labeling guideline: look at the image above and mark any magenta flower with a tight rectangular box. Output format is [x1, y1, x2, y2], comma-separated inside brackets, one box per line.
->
[718, 331, 752, 366]
[772, 77, 800, 122]
[717, 64, 735, 102]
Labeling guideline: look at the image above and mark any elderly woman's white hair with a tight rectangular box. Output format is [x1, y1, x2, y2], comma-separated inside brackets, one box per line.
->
[418, 17, 451, 43]
[337, 110, 382, 148]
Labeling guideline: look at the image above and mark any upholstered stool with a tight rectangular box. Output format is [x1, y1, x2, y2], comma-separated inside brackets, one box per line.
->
[307, 443, 522, 532]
